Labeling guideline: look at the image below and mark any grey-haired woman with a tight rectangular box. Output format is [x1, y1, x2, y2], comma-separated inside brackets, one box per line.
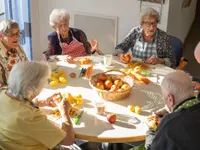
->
[114, 8, 175, 68]
[0, 61, 75, 150]
[47, 9, 103, 62]
[0, 19, 28, 86]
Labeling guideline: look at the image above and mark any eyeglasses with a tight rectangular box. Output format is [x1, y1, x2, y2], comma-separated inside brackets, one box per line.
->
[142, 21, 157, 27]
[6, 31, 20, 37]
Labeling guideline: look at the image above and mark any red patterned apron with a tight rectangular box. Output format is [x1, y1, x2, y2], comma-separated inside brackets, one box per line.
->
[7, 52, 20, 71]
[58, 32, 86, 57]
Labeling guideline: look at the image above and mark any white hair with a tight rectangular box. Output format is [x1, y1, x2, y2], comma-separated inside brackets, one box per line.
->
[49, 9, 70, 27]
[140, 7, 160, 25]
[8, 61, 51, 100]
[0, 19, 19, 35]
[161, 70, 194, 104]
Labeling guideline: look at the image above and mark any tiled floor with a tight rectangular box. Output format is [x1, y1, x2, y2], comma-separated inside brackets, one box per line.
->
[183, 1, 200, 79]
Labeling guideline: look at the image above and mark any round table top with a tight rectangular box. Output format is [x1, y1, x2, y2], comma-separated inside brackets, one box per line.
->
[39, 56, 175, 143]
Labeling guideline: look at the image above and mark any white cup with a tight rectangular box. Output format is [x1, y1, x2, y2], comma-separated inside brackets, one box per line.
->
[104, 54, 113, 66]
[48, 60, 57, 70]
[95, 101, 105, 115]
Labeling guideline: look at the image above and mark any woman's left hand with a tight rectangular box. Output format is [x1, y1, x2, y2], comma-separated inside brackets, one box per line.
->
[67, 56, 75, 63]
[90, 40, 98, 51]
[145, 56, 159, 65]
[145, 56, 165, 65]
[33, 93, 58, 107]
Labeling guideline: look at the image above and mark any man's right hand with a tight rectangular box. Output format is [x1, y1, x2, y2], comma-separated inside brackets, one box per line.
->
[119, 53, 131, 64]
[155, 107, 169, 118]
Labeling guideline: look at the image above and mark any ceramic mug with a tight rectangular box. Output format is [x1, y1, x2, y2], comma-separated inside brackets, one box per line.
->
[104, 54, 113, 66]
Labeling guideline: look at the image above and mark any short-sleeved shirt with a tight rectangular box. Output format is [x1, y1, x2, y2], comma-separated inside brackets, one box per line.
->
[0, 90, 66, 150]
[0, 41, 28, 84]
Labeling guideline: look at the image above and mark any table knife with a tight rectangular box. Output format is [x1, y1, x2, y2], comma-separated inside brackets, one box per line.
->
[74, 110, 84, 125]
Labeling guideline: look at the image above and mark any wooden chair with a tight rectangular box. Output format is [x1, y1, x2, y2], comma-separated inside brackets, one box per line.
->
[169, 35, 188, 70]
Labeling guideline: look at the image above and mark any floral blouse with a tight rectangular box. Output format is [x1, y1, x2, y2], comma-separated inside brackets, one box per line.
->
[0, 41, 28, 84]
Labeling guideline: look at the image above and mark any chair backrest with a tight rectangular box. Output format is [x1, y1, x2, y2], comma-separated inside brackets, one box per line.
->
[170, 35, 183, 67]
[42, 50, 49, 61]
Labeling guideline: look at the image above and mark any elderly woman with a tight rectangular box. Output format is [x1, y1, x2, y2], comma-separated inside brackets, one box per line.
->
[0, 19, 28, 85]
[0, 61, 75, 150]
[114, 8, 175, 68]
[46, 9, 103, 61]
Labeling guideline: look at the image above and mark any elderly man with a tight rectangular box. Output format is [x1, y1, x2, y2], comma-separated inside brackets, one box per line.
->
[113, 8, 175, 68]
[142, 70, 200, 150]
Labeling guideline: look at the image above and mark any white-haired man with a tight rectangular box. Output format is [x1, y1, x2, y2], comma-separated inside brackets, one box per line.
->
[144, 70, 200, 150]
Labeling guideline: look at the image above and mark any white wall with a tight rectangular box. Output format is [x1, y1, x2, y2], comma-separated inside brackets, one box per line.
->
[30, 0, 41, 60]
[30, 0, 170, 60]
[167, 0, 197, 42]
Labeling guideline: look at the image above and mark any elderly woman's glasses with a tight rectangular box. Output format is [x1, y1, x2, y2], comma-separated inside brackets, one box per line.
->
[6, 31, 20, 37]
[143, 21, 157, 27]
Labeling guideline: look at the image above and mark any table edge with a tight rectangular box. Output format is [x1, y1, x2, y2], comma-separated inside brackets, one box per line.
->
[75, 133, 145, 143]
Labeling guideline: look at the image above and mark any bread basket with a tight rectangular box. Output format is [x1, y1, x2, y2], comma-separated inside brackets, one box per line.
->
[89, 70, 134, 101]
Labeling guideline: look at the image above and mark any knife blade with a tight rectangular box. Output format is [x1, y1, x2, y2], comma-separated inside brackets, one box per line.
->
[74, 110, 84, 125]
[79, 68, 86, 77]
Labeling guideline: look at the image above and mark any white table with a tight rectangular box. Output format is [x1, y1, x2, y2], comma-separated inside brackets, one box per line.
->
[39, 56, 174, 143]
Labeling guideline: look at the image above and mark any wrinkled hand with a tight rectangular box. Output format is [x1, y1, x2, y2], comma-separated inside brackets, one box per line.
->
[33, 93, 59, 107]
[0, 33, 3, 40]
[145, 56, 161, 65]
[67, 56, 75, 63]
[155, 107, 169, 117]
[193, 81, 200, 90]
[90, 40, 98, 52]
[0, 83, 8, 89]
[119, 53, 131, 64]
[55, 98, 72, 116]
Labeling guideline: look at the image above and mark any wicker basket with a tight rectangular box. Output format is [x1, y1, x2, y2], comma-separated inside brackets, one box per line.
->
[89, 70, 134, 101]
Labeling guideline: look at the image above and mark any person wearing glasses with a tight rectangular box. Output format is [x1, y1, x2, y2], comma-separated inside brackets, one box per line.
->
[46, 9, 103, 62]
[0, 19, 28, 86]
[114, 8, 175, 68]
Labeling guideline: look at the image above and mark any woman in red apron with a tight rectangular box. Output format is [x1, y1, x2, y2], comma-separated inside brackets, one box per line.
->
[46, 9, 103, 62]
[57, 30, 86, 57]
